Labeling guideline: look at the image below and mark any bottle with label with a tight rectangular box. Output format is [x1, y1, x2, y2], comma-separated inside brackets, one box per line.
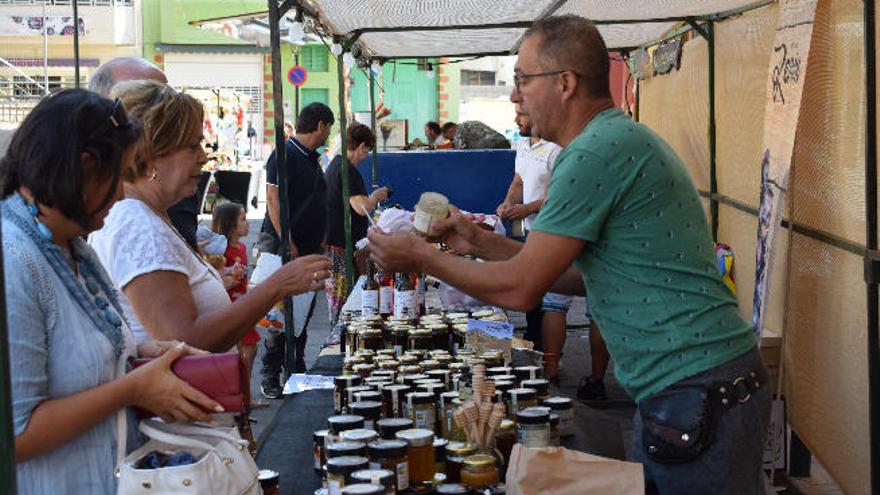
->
[378, 269, 394, 318]
[361, 261, 380, 317]
[394, 272, 418, 318]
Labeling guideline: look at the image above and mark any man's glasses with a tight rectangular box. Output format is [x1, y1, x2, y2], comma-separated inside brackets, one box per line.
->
[513, 69, 580, 93]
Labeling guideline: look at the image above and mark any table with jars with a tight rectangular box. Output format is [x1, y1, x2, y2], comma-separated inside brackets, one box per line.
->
[310, 309, 578, 495]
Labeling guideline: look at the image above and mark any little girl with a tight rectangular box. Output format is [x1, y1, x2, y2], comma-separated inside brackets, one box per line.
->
[211, 202, 263, 405]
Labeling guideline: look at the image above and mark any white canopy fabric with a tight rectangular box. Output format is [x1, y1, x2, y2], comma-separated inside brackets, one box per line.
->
[193, 0, 772, 56]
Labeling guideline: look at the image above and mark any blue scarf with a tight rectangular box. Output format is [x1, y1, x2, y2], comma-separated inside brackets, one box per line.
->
[1, 193, 125, 358]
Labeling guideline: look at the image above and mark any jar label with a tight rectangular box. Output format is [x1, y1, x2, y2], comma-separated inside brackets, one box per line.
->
[328, 479, 342, 495]
[397, 461, 409, 491]
[394, 290, 417, 317]
[517, 425, 551, 448]
[414, 408, 435, 430]
[379, 286, 393, 314]
[362, 289, 380, 316]
[333, 389, 341, 414]
[413, 209, 434, 235]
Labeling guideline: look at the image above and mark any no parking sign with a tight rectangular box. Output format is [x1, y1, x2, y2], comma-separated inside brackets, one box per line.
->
[287, 66, 307, 86]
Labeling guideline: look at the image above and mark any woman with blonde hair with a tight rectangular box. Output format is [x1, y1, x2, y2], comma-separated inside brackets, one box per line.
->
[91, 80, 331, 352]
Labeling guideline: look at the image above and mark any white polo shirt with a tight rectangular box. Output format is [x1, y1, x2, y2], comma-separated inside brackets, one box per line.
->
[514, 138, 562, 229]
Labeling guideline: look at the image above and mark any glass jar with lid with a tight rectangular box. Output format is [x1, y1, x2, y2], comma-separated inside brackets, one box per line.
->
[405, 392, 437, 431]
[326, 456, 369, 495]
[376, 417, 413, 440]
[353, 364, 375, 380]
[314, 429, 330, 473]
[402, 374, 429, 387]
[460, 454, 499, 490]
[427, 324, 450, 351]
[334, 375, 364, 414]
[341, 483, 385, 495]
[395, 429, 436, 485]
[328, 415, 366, 438]
[436, 483, 470, 494]
[350, 469, 396, 495]
[495, 420, 516, 473]
[505, 388, 538, 420]
[439, 392, 460, 439]
[425, 369, 451, 387]
[345, 386, 372, 411]
[354, 390, 384, 404]
[433, 438, 449, 474]
[444, 442, 477, 483]
[350, 401, 383, 431]
[326, 441, 367, 459]
[520, 379, 550, 400]
[515, 408, 551, 448]
[542, 396, 574, 437]
[513, 366, 542, 383]
[391, 327, 410, 356]
[408, 329, 434, 352]
[381, 384, 411, 419]
[367, 439, 410, 492]
[420, 359, 441, 372]
[398, 354, 420, 367]
[340, 429, 379, 446]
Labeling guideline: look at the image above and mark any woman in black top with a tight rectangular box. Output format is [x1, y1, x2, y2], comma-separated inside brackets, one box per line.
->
[324, 123, 389, 325]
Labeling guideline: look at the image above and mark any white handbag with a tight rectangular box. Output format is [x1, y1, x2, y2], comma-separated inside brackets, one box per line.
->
[117, 420, 262, 494]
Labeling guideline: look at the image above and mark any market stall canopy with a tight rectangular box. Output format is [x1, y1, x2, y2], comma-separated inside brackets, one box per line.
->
[191, 0, 773, 56]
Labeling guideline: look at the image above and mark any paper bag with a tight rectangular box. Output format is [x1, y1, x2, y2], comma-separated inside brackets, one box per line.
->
[506, 445, 644, 495]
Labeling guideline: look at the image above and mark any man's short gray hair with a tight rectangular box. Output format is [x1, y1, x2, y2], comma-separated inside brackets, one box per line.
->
[88, 57, 165, 96]
[524, 15, 611, 99]
[88, 65, 116, 96]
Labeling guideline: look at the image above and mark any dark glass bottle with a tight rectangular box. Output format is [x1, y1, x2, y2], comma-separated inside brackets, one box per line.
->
[393, 272, 418, 318]
[361, 260, 380, 316]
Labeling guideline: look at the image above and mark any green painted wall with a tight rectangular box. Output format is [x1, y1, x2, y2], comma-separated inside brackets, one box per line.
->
[142, 0, 265, 60]
[281, 44, 341, 135]
[350, 60, 440, 142]
[443, 63, 461, 123]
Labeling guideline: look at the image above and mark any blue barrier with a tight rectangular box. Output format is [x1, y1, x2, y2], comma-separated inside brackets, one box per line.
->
[356, 149, 516, 214]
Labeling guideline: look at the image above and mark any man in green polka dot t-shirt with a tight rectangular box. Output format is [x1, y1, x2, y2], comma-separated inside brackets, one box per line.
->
[369, 15, 770, 493]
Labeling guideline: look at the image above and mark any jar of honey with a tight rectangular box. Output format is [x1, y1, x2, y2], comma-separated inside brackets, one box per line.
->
[376, 417, 413, 440]
[334, 376, 364, 414]
[395, 429, 436, 485]
[326, 456, 369, 495]
[405, 392, 437, 431]
[460, 454, 499, 490]
[367, 439, 410, 492]
[495, 420, 516, 473]
[444, 442, 477, 483]
[350, 469, 396, 495]
[326, 441, 367, 459]
[520, 379, 550, 400]
[505, 388, 537, 420]
[350, 401, 383, 431]
[382, 384, 411, 419]
[329, 415, 366, 438]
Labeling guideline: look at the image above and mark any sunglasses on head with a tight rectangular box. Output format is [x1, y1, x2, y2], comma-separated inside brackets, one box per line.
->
[86, 98, 131, 141]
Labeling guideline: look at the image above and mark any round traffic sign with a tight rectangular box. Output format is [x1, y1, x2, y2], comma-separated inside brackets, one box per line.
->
[287, 66, 308, 86]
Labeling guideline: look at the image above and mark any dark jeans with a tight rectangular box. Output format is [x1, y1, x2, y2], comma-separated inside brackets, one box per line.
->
[633, 346, 771, 494]
[258, 231, 284, 385]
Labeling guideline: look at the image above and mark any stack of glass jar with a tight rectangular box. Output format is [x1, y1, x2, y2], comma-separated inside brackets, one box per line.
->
[318, 309, 574, 494]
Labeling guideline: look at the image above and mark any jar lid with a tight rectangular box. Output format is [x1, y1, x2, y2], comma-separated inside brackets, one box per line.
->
[445, 441, 478, 456]
[462, 453, 497, 468]
[408, 329, 432, 337]
[376, 349, 397, 356]
[360, 329, 383, 337]
[351, 469, 394, 486]
[340, 429, 379, 444]
[446, 312, 468, 319]
[487, 367, 513, 376]
[382, 384, 411, 394]
[426, 370, 451, 379]
[433, 437, 449, 455]
[313, 429, 329, 444]
[377, 418, 413, 438]
[395, 428, 435, 447]
[350, 401, 383, 416]
[326, 455, 369, 475]
[507, 388, 537, 401]
[516, 408, 550, 425]
[472, 309, 495, 319]
[407, 391, 436, 405]
[521, 379, 549, 390]
[421, 359, 441, 367]
[399, 365, 422, 374]
[335, 375, 363, 387]
[258, 468, 279, 481]
[436, 484, 470, 494]
[493, 380, 514, 392]
[367, 439, 408, 458]
[549, 413, 560, 426]
[341, 483, 384, 495]
[328, 415, 365, 433]
[499, 419, 515, 431]
[354, 391, 383, 402]
[402, 374, 429, 385]
[513, 366, 543, 379]
[326, 441, 367, 458]
[353, 364, 375, 372]
[542, 396, 574, 410]
[440, 391, 460, 402]
[347, 386, 373, 397]
[391, 327, 412, 334]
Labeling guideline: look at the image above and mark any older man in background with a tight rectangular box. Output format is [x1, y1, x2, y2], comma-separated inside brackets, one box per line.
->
[89, 57, 201, 251]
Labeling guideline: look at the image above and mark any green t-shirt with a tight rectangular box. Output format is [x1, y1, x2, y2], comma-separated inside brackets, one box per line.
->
[532, 109, 755, 402]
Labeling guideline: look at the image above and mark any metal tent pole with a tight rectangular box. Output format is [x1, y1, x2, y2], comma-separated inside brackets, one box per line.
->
[707, 21, 718, 241]
[268, 0, 296, 376]
[73, 0, 80, 88]
[369, 62, 379, 190]
[864, 0, 879, 493]
[337, 44, 354, 294]
[0, 218, 16, 495]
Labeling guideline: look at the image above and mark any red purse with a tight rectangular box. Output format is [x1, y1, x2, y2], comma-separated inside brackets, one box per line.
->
[131, 353, 248, 417]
